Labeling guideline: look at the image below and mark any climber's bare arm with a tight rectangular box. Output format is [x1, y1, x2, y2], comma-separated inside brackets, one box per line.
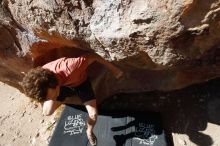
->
[40, 96, 82, 116]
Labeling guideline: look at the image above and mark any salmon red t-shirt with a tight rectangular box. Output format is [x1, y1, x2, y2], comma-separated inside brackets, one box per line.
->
[42, 56, 88, 87]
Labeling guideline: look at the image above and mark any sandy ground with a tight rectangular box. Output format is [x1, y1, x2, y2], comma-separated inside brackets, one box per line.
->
[0, 82, 63, 146]
[1, 79, 220, 146]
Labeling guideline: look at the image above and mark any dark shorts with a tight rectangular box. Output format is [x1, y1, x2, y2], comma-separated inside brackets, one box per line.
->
[57, 79, 95, 103]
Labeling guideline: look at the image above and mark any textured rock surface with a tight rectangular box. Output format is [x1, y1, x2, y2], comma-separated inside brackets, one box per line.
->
[0, 0, 220, 102]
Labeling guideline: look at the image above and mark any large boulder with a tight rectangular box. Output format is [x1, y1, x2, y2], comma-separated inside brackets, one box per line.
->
[0, 0, 220, 103]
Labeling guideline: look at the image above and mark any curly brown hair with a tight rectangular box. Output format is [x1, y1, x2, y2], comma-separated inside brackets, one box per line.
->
[22, 67, 58, 102]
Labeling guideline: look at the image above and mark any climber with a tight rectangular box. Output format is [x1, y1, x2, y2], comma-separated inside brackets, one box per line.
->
[21, 52, 123, 146]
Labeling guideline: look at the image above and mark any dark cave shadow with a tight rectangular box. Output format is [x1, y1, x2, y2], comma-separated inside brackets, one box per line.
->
[99, 77, 220, 146]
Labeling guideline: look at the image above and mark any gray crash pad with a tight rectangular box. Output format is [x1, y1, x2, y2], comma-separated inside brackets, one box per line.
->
[49, 105, 168, 146]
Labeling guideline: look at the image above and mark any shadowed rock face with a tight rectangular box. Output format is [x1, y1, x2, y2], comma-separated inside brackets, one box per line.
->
[0, 0, 220, 103]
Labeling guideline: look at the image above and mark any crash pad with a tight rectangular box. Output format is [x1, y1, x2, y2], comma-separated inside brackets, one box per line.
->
[49, 105, 168, 146]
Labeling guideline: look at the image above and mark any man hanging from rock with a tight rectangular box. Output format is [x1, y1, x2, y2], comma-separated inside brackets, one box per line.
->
[22, 52, 123, 146]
